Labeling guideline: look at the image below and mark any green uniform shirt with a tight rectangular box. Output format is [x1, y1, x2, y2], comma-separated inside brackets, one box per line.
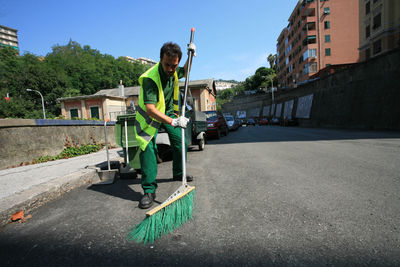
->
[142, 64, 185, 116]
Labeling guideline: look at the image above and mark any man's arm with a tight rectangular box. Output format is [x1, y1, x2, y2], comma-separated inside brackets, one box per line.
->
[145, 104, 173, 125]
[146, 104, 188, 128]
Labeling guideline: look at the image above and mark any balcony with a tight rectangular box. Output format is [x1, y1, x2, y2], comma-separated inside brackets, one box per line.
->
[303, 22, 316, 31]
[303, 35, 317, 45]
[302, 7, 315, 18]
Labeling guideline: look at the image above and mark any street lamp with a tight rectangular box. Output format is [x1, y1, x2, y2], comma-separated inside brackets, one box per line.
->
[26, 89, 46, 119]
[269, 76, 276, 109]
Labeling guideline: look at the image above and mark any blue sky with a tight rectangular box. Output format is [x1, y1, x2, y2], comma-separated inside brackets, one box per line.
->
[1, 0, 297, 82]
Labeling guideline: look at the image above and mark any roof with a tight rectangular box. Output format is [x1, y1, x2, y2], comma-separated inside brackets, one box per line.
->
[179, 79, 214, 88]
[94, 86, 140, 97]
[179, 79, 216, 95]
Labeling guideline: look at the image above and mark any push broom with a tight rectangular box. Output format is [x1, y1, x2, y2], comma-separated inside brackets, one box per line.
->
[127, 28, 196, 244]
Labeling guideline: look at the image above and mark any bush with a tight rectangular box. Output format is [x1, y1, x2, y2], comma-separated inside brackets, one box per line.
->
[31, 143, 103, 164]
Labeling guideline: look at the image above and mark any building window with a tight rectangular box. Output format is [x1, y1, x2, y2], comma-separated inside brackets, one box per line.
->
[304, 62, 317, 74]
[325, 35, 331, 43]
[324, 21, 330, 29]
[373, 39, 382, 55]
[366, 25, 370, 38]
[306, 22, 316, 31]
[304, 35, 317, 45]
[366, 2, 370, 14]
[303, 48, 317, 60]
[325, 48, 331, 56]
[366, 48, 371, 60]
[326, 64, 331, 67]
[90, 106, 100, 119]
[70, 109, 79, 119]
[373, 13, 381, 29]
[323, 7, 330, 15]
[309, 62, 317, 73]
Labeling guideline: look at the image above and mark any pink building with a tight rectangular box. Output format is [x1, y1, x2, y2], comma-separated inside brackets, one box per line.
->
[276, 0, 360, 89]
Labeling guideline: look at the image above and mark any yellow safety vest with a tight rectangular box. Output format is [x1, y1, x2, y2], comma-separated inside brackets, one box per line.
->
[134, 63, 180, 151]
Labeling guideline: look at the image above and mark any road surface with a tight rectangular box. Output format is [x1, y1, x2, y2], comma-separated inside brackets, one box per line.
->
[1, 126, 399, 266]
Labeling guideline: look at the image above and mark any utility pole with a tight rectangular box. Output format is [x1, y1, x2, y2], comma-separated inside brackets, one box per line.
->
[26, 89, 46, 119]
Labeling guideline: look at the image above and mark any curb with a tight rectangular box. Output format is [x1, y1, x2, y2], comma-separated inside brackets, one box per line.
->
[0, 168, 102, 228]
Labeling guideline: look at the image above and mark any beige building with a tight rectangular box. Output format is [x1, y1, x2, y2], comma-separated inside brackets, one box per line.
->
[58, 86, 139, 121]
[0, 25, 19, 51]
[58, 79, 217, 121]
[179, 79, 217, 111]
[359, 0, 400, 61]
[277, 0, 360, 89]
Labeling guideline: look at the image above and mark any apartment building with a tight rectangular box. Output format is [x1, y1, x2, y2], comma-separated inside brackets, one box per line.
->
[359, 0, 400, 61]
[215, 80, 238, 91]
[0, 25, 19, 51]
[276, 0, 359, 89]
[124, 56, 157, 66]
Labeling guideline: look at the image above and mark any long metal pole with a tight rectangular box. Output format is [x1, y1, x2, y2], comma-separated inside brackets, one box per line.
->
[270, 77, 275, 117]
[27, 89, 46, 119]
[181, 28, 195, 185]
[39, 91, 46, 119]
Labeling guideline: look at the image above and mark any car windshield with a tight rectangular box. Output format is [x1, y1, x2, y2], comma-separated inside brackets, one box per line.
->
[204, 111, 217, 120]
[225, 116, 234, 121]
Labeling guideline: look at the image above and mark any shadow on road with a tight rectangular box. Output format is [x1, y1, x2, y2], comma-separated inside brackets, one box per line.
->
[0, 235, 397, 266]
[87, 173, 176, 204]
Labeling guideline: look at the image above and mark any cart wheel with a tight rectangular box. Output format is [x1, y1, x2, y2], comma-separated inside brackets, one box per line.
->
[198, 137, 205, 151]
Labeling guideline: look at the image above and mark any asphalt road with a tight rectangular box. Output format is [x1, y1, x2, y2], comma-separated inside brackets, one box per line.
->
[1, 126, 399, 266]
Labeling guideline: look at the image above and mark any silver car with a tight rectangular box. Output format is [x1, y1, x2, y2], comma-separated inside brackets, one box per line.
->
[224, 114, 240, 131]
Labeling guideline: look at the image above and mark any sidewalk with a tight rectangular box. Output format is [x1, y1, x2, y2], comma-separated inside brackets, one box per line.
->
[0, 148, 123, 227]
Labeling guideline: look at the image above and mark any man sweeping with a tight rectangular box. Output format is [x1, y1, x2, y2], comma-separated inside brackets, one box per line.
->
[134, 41, 196, 209]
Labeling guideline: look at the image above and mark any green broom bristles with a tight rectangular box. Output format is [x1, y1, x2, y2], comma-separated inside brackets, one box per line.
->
[127, 189, 195, 244]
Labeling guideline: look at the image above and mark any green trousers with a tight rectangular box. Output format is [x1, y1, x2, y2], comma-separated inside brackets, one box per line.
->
[140, 122, 187, 193]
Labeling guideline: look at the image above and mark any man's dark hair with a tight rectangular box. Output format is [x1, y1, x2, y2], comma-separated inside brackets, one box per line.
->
[160, 42, 182, 61]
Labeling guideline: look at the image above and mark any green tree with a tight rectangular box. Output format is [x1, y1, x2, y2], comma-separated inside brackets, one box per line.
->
[0, 40, 150, 118]
[267, 54, 277, 70]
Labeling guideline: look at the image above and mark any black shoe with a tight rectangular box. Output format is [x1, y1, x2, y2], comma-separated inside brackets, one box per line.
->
[139, 192, 156, 209]
[173, 175, 194, 182]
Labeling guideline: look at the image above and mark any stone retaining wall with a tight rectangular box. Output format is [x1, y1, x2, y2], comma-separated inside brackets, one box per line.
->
[0, 119, 117, 170]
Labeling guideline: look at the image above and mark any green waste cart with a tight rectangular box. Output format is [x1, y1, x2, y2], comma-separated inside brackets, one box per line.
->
[115, 114, 141, 172]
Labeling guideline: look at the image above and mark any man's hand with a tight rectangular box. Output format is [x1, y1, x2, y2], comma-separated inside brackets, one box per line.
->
[171, 116, 189, 128]
[187, 43, 196, 57]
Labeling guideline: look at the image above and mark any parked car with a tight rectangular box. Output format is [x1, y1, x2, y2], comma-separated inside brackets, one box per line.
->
[203, 110, 229, 139]
[245, 118, 256, 126]
[270, 117, 280, 125]
[281, 116, 298, 126]
[258, 117, 269, 126]
[238, 119, 246, 126]
[224, 114, 240, 131]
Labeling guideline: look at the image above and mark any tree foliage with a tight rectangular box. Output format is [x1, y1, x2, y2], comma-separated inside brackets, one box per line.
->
[0, 41, 150, 118]
[215, 66, 277, 110]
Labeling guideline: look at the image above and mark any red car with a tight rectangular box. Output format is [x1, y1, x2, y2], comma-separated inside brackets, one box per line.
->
[203, 110, 229, 139]
[258, 117, 269, 126]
